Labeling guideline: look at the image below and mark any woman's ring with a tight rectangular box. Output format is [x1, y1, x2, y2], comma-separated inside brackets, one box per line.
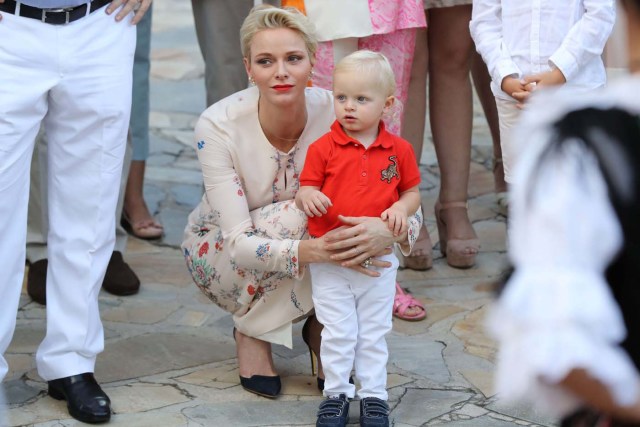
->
[361, 257, 373, 268]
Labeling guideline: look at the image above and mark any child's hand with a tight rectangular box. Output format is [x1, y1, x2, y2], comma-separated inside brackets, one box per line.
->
[501, 76, 526, 102]
[381, 206, 408, 237]
[298, 190, 332, 217]
[512, 69, 567, 108]
[522, 68, 567, 88]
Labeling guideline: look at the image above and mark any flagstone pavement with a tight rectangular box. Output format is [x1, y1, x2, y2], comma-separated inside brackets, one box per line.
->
[3, 2, 559, 426]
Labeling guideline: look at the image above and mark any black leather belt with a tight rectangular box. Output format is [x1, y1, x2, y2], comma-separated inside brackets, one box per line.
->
[0, 0, 111, 25]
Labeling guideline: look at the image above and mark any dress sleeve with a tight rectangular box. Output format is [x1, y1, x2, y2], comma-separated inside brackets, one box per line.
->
[548, 0, 615, 82]
[194, 114, 303, 278]
[396, 141, 423, 256]
[488, 138, 639, 417]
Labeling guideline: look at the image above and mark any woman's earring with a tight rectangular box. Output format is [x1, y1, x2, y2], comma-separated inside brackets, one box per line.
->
[249, 76, 256, 86]
[308, 69, 314, 81]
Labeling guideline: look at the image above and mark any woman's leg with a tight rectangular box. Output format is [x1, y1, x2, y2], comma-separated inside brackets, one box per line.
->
[123, 159, 163, 238]
[399, 26, 434, 272]
[428, 5, 478, 245]
[470, 51, 507, 196]
[402, 27, 428, 157]
[123, 9, 162, 238]
[184, 200, 312, 380]
[234, 329, 278, 378]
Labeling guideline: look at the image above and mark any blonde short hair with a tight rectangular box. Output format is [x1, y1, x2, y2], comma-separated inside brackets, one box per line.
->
[240, 5, 318, 61]
[334, 50, 396, 97]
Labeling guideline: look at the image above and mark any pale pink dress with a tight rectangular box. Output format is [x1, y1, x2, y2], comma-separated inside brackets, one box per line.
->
[310, 0, 427, 135]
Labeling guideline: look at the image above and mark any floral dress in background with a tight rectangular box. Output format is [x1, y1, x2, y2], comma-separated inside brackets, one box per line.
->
[283, 0, 427, 135]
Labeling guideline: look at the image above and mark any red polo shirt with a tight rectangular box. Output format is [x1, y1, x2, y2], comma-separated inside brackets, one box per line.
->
[300, 120, 421, 237]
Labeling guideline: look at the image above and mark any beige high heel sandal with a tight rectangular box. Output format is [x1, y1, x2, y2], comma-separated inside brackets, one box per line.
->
[434, 201, 480, 269]
[396, 225, 433, 270]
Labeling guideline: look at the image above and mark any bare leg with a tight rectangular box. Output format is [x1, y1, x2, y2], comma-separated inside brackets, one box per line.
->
[402, 27, 428, 156]
[400, 26, 434, 272]
[234, 329, 278, 378]
[123, 160, 163, 238]
[428, 5, 478, 245]
[470, 52, 506, 195]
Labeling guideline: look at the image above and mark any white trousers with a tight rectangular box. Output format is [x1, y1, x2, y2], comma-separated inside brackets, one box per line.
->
[26, 130, 132, 263]
[0, 7, 135, 381]
[310, 254, 398, 400]
[495, 97, 523, 184]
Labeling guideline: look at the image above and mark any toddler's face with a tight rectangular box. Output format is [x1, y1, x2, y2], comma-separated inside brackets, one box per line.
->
[332, 70, 394, 140]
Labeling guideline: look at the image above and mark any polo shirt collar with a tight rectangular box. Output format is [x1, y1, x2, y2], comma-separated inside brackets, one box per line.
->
[330, 120, 393, 148]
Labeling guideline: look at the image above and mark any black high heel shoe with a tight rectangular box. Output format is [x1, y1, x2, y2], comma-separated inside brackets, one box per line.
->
[302, 317, 354, 392]
[233, 328, 281, 398]
[302, 316, 324, 391]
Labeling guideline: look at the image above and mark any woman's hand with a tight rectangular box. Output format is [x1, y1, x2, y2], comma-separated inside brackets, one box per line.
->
[345, 251, 393, 277]
[323, 215, 401, 267]
[298, 234, 391, 278]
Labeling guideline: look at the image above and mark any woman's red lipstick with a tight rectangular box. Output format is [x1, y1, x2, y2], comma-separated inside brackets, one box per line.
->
[273, 84, 294, 91]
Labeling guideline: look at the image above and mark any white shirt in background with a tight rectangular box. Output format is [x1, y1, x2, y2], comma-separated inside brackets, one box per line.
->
[470, 0, 616, 100]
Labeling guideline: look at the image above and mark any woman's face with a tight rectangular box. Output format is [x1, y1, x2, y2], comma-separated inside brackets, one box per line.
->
[244, 28, 313, 108]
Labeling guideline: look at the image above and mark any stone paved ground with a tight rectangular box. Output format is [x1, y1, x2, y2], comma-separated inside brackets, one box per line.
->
[2, 2, 560, 426]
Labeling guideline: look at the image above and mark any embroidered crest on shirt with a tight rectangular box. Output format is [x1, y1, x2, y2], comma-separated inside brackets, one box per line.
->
[380, 155, 400, 183]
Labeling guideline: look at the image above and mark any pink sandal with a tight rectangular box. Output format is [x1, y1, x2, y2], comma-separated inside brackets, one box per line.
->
[393, 283, 426, 321]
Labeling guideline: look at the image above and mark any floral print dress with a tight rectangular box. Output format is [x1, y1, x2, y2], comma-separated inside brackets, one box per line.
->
[182, 87, 336, 343]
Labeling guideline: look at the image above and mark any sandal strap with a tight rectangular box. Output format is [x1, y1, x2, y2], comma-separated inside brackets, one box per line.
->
[394, 284, 425, 311]
[134, 220, 161, 228]
[394, 294, 423, 311]
[437, 201, 468, 210]
[393, 295, 425, 321]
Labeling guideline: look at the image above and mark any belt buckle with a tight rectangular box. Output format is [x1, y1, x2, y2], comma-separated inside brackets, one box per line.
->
[41, 7, 74, 25]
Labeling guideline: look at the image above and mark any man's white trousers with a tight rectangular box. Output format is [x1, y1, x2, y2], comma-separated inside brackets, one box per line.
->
[0, 6, 135, 381]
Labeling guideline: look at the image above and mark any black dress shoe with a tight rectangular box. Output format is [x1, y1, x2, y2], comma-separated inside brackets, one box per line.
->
[317, 394, 349, 427]
[239, 374, 282, 398]
[48, 373, 111, 424]
[232, 328, 282, 398]
[27, 259, 48, 305]
[102, 251, 140, 296]
[359, 397, 390, 427]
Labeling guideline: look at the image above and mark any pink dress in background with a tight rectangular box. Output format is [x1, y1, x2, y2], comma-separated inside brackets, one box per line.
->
[309, 0, 426, 135]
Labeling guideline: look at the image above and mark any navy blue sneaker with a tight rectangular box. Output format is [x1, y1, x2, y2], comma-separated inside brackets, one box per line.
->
[317, 394, 349, 427]
[359, 397, 389, 427]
